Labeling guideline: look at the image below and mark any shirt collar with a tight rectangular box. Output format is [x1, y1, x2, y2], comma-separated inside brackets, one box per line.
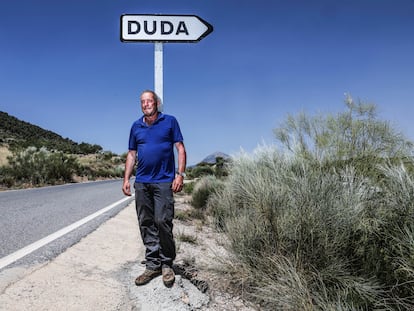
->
[139, 112, 164, 126]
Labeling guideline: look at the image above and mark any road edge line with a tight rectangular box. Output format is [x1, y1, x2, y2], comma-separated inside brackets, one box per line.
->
[0, 196, 134, 271]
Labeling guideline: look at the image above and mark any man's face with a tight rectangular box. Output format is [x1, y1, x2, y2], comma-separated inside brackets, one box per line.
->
[140, 92, 158, 117]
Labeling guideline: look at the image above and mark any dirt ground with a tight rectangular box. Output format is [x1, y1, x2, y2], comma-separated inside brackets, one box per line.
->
[172, 193, 257, 310]
[0, 192, 257, 311]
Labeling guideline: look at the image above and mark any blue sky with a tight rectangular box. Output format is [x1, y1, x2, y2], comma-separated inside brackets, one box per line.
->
[1, 0, 414, 165]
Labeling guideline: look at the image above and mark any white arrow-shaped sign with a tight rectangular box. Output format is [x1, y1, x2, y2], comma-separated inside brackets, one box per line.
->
[120, 14, 213, 43]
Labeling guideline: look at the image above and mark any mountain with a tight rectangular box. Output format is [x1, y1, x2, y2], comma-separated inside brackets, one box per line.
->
[199, 151, 231, 164]
[0, 111, 102, 154]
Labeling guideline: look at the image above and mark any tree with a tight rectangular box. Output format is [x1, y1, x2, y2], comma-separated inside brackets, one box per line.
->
[274, 95, 413, 163]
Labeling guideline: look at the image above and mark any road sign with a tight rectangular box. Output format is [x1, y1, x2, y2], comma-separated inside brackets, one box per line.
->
[120, 14, 213, 43]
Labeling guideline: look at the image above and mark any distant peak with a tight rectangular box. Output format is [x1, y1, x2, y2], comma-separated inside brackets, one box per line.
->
[199, 151, 231, 164]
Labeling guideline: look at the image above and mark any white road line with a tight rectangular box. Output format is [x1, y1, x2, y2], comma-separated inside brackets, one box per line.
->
[0, 196, 134, 270]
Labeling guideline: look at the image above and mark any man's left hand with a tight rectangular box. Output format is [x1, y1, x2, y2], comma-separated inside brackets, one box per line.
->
[172, 175, 184, 193]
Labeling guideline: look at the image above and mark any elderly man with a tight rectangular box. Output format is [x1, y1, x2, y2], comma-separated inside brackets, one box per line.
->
[122, 90, 186, 287]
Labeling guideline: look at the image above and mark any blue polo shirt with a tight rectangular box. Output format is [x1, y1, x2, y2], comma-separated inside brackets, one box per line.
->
[128, 113, 184, 183]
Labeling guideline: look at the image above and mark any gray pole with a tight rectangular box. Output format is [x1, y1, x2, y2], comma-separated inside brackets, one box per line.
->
[154, 42, 163, 112]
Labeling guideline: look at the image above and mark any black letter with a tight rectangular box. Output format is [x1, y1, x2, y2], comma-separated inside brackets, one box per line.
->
[176, 21, 189, 35]
[161, 21, 174, 35]
[128, 21, 140, 34]
[144, 20, 156, 35]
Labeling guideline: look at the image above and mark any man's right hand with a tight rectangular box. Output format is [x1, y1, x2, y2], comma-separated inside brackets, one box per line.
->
[122, 180, 132, 196]
[123, 150, 136, 196]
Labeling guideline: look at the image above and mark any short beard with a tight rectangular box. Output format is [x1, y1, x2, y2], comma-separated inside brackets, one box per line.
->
[144, 109, 158, 117]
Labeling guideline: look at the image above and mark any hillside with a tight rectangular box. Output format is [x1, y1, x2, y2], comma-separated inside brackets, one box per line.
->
[0, 111, 124, 189]
[0, 111, 102, 154]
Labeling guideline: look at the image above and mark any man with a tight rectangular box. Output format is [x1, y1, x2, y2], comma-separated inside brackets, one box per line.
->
[122, 90, 186, 287]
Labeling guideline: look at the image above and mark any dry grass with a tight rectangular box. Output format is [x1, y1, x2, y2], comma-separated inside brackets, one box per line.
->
[176, 229, 198, 244]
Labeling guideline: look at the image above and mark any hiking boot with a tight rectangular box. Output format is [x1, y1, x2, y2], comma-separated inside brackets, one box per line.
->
[135, 269, 161, 286]
[162, 267, 175, 287]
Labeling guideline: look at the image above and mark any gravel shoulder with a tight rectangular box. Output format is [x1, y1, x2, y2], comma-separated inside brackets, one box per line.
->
[0, 193, 256, 311]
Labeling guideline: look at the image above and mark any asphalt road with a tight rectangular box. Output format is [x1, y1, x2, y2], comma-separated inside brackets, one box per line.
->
[0, 180, 135, 270]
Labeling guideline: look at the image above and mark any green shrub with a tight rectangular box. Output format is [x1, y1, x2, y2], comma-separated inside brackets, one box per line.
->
[356, 162, 414, 300]
[183, 180, 195, 194]
[274, 95, 413, 164]
[187, 165, 214, 179]
[209, 147, 391, 308]
[191, 175, 224, 210]
[175, 208, 205, 222]
[187, 157, 230, 179]
[176, 230, 198, 244]
[175, 210, 191, 221]
[4, 146, 79, 186]
[0, 166, 15, 187]
[208, 99, 414, 310]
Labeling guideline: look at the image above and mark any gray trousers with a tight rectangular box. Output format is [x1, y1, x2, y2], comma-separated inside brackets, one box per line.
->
[134, 182, 175, 271]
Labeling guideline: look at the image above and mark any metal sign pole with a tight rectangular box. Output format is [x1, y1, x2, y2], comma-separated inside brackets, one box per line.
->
[154, 42, 163, 112]
[121, 14, 213, 110]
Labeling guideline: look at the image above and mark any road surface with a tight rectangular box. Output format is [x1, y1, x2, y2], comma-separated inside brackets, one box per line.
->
[0, 180, 134, 270]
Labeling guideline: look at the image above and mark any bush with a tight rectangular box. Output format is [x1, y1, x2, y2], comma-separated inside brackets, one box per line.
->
[191, 175, 224, 210]
[187, 157, 230, 179]
[187, 165, 215, 179]
[183, 180, 195, 194]
[0, 166, 15, 187]
[208, 99, 414, 310]
[3, 146, 79, 186]
[358, 162, 414, 301]
[209, 147, 399, 309]
[274, 95, 413, 169]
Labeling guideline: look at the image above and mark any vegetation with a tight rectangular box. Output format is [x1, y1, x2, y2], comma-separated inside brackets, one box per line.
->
[176, 229, 198, 244]
[0, 111, 103, 154]
[0, 147, 79, 187]
[190, 175, 225, 210]
[0, 111, 124, 189]
[76, 152, 125, 181]
[186, 156, 230, 179]
[273, 94, 413, 179]
[204, 97, 414, 310]
[0, 146, 125, 189]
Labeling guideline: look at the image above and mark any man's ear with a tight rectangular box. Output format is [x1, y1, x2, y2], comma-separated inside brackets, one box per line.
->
[157, 99, 163, 112]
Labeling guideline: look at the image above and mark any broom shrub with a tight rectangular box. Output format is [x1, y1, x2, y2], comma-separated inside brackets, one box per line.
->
[207, 98, 414, 310]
